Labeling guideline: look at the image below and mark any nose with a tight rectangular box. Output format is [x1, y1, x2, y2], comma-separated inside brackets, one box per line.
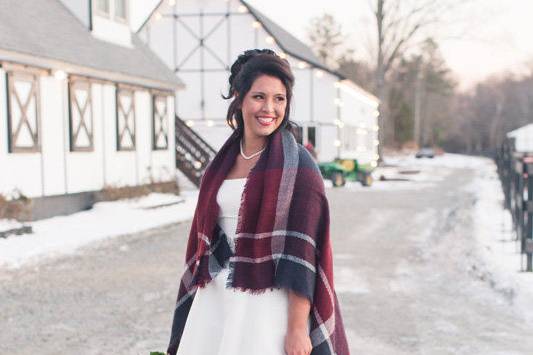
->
[262, 98, 275, 113]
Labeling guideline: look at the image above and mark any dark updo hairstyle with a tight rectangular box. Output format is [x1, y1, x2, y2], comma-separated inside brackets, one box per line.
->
[223, 49, 296, 136]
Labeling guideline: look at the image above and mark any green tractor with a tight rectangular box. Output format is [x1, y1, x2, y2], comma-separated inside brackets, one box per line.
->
[318, 159, 374, 187]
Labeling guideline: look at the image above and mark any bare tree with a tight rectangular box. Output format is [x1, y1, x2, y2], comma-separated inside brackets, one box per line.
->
[307, 14, 344, 68]
[370, 0, 463, 158]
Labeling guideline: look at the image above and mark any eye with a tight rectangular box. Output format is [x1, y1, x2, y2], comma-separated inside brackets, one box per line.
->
[253, 94, 264, 100]
[276, 96, 286, 102]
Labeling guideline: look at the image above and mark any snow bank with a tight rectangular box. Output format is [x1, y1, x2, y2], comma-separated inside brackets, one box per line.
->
[0, 219, 23, 232]
[467, 158, 533, 322]
[0, 192, 199, 269]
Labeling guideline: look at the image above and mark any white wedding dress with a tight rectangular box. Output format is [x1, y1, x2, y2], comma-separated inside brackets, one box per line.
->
[176, 178, 289, 355]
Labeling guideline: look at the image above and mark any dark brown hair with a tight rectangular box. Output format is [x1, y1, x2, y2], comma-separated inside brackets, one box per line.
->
[223, 49, 296, 136]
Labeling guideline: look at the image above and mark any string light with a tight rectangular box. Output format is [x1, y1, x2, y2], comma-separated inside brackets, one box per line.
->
[334, 140, 341, 147]
[154, 12, 162, 21]
[279, 52, 287, 59]
[315, 70, 324, 78]
[53, 70, 67, 80]
[238, 5, 247, 13]
[206, 120, 214, 127]
[252, 21, 261, 29]
[168, 0, 176, 5]
[185, 120, 194, 127]
[334, 82, 341, 88]
[297, 61, 307, 69]
[265, 36, 275, 44]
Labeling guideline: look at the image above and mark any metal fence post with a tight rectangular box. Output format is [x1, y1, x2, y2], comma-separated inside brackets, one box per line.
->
[524, 158, 533, 271]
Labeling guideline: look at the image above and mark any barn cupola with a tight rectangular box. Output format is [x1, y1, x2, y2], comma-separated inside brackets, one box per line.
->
[59, 0, 132, 47]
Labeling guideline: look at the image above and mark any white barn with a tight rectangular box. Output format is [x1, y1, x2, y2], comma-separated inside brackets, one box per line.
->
[138, 0, 379, 166]
[0, 0, 182, 219]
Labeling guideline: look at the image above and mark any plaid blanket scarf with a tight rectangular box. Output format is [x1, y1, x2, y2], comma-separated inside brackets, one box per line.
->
[167, 128, 349, 355]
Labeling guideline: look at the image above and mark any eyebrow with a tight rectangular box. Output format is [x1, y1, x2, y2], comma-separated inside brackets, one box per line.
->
[250, 91, 286, 97]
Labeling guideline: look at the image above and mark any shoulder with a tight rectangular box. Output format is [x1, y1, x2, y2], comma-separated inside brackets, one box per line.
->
[295, 143, 325, 193]
[296, 143, 320, 171]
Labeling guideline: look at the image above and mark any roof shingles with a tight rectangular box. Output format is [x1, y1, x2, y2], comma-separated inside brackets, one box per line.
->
[0, 0, 182, 88]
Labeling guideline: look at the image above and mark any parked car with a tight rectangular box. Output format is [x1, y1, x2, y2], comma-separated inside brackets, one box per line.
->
[415, 147, 435, 159]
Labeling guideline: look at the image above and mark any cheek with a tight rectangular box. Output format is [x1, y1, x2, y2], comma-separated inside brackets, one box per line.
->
[277, 102, 288, 116]
[242, 100, 261, 117]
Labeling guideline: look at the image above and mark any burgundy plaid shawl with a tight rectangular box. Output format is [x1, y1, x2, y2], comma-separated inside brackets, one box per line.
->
[167, 128, 349, 355]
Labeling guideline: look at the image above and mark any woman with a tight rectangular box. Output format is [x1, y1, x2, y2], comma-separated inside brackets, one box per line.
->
[167, 49, 349, 355]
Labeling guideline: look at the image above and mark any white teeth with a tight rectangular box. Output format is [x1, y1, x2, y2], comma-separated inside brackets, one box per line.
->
[257, 117, 274, 124]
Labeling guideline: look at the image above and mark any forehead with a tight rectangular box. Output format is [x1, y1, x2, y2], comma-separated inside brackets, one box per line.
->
[249, 74, 286, 94]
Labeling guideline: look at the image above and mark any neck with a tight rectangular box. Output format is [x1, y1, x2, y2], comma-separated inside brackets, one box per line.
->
[241, 134, 266, 155]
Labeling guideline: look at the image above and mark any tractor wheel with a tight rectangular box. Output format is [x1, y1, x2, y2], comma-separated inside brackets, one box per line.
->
[361, 173, 373, 187]
[331, 172, 346, 187]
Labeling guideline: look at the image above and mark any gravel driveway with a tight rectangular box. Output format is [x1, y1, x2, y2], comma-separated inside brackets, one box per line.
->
[2, 160, 533, 354]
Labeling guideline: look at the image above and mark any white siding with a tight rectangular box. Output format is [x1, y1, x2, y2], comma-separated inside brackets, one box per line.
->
[91, 12, 132, 47]
[102, 84, 137, 187]
[292, 68, 312, 123]
[0, 70, 43, 197]
[40, 76, 67, 196]
[313, 71, 337, 125]
[338, 81, 379, 164]
[65, 83, 104, 193]
[0, 69, 177, 199]
[151, 96, 176, 182]
[135, 90, 152, 184]
[318, 125, 338, 162]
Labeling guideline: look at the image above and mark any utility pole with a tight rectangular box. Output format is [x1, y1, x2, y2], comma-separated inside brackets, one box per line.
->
[413, 62, 423, 148]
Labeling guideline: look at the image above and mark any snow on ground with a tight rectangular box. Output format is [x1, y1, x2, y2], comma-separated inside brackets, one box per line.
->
[0, 191, 198, 269]
[389, 153, 533, 311]
[466, 158, 533, 322]
[325, 153, 479, 191]
[0, 219, 23, 232]
[384, 152, 488, 170]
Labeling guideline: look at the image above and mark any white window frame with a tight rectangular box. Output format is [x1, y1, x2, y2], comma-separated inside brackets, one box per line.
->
[68, 77, 94, 152]
[5, 70, 41, 153]
[116, 85, 136, 151]
[93, 0, 128, 24]
[152, 93, 170, 151]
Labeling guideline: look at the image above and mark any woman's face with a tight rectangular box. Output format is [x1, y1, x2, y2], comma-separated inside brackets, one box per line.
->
[240, 74, 287, 141]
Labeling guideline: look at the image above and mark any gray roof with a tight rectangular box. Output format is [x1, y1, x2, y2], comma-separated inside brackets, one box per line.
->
[0, 0, 182, 89]
[242, 1, 341, 77]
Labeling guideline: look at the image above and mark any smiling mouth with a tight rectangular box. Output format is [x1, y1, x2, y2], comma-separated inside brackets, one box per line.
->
[257, 116, 276, 126]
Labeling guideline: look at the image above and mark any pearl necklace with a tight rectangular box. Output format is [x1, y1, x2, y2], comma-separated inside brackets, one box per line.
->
[240, 139, 265, 160]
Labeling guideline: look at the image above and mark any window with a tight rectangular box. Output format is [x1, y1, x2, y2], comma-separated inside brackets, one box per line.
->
[114, 0, 127, 21]
[6, 71, 40, 152]
[307, 126, 316, 147]
[95, 0, 128, 23]
[152, 95, 169, 150]
[116, 87, 135, 151]
[96, 0, 110, 17]
[68, 78, 94, 151]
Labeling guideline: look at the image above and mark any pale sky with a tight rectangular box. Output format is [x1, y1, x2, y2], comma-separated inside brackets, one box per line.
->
[133, 0, 533, 91]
